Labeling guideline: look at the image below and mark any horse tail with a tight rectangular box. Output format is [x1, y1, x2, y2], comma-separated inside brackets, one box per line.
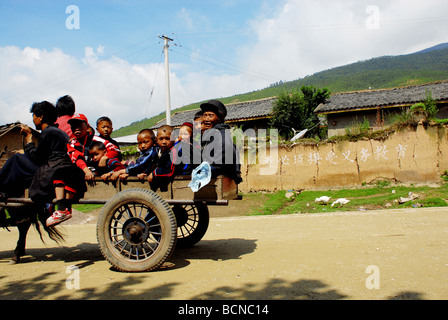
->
[34, 205, 65, 244]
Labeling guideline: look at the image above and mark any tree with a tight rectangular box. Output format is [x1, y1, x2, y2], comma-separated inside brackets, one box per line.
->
[270, 85, 330, 139]
[410, 90, 438, 121]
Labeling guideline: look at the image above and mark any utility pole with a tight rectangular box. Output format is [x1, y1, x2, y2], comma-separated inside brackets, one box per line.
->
[160, 34, 173, 125]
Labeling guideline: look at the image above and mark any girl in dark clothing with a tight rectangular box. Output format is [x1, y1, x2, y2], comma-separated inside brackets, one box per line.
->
[20, 101, 86, 226]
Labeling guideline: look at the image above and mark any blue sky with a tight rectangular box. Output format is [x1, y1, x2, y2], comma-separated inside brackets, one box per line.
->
[1, 0, 447, 131]
[0, 1, 261, 64]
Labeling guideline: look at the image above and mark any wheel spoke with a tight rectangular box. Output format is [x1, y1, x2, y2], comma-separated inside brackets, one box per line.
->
[108, 202, 162, 261]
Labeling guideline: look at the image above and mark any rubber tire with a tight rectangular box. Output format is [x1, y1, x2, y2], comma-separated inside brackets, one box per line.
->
[97, 188, 177, 272]
[174, 203, 209, 248]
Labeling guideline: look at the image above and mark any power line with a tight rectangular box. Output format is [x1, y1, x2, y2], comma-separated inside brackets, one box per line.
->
[170, 45, 280, 83]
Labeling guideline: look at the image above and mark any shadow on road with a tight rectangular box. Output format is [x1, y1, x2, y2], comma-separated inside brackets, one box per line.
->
[0, 242, 103, 268]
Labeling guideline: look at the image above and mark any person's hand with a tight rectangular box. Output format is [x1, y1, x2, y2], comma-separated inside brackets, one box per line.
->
[147, 173, 154, 183]
[99, 155, 108, 167]
[83, 168, 96, 186]
[101, 172, 113, 181]
[119, 173, 129, 181]
[137, 173, 147, 181]
[20, 124, 33, 143]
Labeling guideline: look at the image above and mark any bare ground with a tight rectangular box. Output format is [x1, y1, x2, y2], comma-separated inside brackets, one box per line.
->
[1, 204, 448, 301]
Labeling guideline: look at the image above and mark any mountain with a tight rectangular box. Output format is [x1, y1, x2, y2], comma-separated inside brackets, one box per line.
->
[282, 43, 448, 93]
[113, 43, 448, 137]
[416, 42, 448, 54]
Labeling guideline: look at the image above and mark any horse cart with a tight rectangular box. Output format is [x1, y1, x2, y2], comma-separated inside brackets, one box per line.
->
[1, 174, 240, 272]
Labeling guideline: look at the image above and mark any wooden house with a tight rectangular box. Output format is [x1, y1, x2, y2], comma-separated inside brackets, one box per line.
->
[315, 80, 448, 137]
[151, 97, 276, 131]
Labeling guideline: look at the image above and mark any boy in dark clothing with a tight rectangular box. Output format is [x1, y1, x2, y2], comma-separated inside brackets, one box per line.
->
[20, 102, 86, 226]
[147, 125, 176, 191]
[109, 129, 158, 181]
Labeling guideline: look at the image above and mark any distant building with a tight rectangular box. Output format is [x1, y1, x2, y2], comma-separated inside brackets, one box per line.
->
[152, 97, 276, 131]
[315, 80, 448, 137]
[0, 122, 39, 168]
[113, 134, 139, 147]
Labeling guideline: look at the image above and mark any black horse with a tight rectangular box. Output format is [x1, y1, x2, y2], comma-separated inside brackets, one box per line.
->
[0, 203, 64, 263]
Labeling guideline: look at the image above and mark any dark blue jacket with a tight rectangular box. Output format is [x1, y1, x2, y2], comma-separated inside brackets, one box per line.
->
[126, 147, 158, 176]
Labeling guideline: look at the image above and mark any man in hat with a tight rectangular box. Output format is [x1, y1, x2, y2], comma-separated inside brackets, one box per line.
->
[200, 100, 242, 184]
[200, 100, 227, 131]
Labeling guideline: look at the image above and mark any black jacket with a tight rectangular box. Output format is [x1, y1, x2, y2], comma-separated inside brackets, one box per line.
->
[201, 124, 242, 184]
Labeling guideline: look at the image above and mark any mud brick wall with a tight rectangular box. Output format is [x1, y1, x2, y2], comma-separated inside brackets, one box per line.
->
[239, 124, 448, 192]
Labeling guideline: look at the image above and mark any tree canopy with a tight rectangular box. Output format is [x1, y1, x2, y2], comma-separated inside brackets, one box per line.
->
[270, 85, 330, 139]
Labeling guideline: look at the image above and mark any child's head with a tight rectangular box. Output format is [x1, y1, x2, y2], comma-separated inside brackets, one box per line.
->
[96, 116, 113, 138]
[178, 122, 193, 142]
[30, 101, 58, 130]
[88, 141, 107, 163]
[137, 129, 155, 152]
[156, 125, 174, 152]
[55, 95, 75, 117]
[68, 113, 90, 140]
[193, 111, 203, 132]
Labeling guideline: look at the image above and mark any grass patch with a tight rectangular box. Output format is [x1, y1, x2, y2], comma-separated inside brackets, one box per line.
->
[247, 191, 295, 216]
[245, 184, 448, 216]
[72, 204, 104, 213]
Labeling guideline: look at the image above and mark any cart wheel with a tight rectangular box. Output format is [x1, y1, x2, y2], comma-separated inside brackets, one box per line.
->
[173, 203, 209, 248]
[97, 188, 177, 272]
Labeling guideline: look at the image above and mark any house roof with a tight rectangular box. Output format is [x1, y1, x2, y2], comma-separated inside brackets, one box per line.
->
[315, 80, 448, 115]
[0, 122, 39, 138]
[152, 97, 276, 129]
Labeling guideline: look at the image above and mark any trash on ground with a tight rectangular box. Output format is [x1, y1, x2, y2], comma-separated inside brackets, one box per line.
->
[398, 192, 419, 204]
[285, 192, 295, 199]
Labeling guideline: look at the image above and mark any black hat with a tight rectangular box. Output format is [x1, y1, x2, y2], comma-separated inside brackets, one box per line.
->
[200, 100, 227, 121]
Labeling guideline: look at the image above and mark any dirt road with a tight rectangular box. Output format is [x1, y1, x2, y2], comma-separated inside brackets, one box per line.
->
[1, 207, 448, 300]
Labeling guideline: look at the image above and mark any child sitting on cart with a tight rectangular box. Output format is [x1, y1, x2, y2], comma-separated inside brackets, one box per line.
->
[146, 125, 176, 191]
[108, 128, 158, 181]
[66, 113, 96, 185]
[87, 140, 125, 180]
[95, 116, 122, 161]
[111, 126, 177, 191]
[173, 122, 198, 175]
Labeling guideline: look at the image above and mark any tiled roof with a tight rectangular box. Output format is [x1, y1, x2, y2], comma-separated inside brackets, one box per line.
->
[152, 97, 275, 129]
[315, 80, 448, 114]
[0, 122, 21, 136]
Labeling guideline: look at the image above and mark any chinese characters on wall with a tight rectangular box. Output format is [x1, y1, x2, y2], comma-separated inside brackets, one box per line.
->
[278, 144, 408, 166]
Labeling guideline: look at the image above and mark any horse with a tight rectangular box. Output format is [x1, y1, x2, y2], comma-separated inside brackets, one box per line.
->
[0, 202, 64, 264]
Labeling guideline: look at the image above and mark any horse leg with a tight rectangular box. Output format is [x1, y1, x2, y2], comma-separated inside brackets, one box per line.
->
[11, 220, 31, 264]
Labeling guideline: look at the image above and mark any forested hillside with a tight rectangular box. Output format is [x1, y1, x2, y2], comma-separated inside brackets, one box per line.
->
[113, 44, 448, 137]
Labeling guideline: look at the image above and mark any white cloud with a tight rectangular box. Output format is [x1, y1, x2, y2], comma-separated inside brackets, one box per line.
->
[0, 45, 190, 129]
[1, 0, 447, 132]
[0, 44, 258, 130]
[244, 0, 448, 81]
